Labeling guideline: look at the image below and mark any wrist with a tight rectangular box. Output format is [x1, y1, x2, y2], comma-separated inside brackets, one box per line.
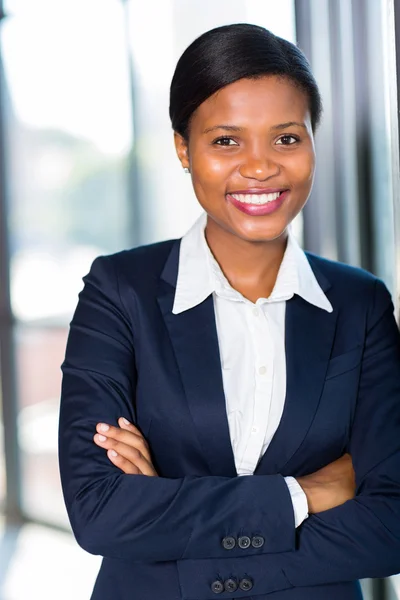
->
[296, 476, 320, 514]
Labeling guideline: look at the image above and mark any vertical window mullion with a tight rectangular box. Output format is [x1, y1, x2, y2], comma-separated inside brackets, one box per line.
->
[364, 0, 396, 293]
[296, 0, 339, 260]
[331, 0, 362, 267]
[388, 0, 400, 321]
[0, 7, 22, 523]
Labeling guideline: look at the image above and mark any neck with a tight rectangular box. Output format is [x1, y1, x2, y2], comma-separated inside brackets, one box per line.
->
[204, 218, 288, 301]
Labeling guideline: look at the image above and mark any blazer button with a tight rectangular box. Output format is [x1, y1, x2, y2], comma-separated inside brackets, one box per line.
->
[222, 536, 236, 550]
[238, 535, 251, 549]
[224, 578, 238, 593]
[239, 578, 253, 592]
[211, 580, 224, 594]
[251, 535, 265, 548]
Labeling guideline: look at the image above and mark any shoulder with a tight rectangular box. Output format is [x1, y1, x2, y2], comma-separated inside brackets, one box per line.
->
[85, 238, 180, 293]
[109, 239, 178, 274]
[306, 252, 393, 314]
[93, 238, 178, 269]
[306, 251, 378, 289]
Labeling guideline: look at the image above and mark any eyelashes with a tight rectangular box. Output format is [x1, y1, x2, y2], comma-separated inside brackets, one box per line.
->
[213, 136, 238, 146]
[212, 134, 300, 147]
[276, 134, 300, 145]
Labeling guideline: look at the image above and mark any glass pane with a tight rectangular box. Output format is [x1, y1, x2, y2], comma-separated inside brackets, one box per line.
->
[1, 0, 132, 527]
[16, 326, 68, 526]
[2, 0, 133, 324]
[0, 380, 5, 511]
[0, 522, 101, 600]
[367, 0, 397, 295]
[360, 579, 373, 600]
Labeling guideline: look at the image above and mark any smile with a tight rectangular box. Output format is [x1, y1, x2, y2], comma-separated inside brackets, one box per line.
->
[226, 189, 289, 216]
[229, 192, 282, 205]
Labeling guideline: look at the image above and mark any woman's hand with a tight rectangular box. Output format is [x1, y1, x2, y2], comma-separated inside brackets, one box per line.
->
[93, 418, 158, 476]
[296, 453, 356, 513]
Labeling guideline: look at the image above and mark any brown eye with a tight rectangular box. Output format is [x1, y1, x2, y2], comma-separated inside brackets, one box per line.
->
[213, 137, 238, 146]
[276, 135, 299, 146]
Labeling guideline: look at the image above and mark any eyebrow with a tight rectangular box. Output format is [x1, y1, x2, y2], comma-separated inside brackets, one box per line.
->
[203, 125, 244, 134]
[271, 121, 307, 130]
[203, 122, 307, 134]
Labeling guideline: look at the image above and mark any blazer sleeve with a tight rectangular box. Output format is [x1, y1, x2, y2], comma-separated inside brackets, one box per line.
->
[176, 278, 400, 599]
[58, 255, 296, 565]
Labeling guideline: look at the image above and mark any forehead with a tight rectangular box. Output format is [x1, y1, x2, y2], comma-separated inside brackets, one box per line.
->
[193, 76, 311, 129]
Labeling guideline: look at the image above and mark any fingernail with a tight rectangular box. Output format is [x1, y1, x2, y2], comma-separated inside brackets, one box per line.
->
[122, 418, 130, 425]
[99, 423, 109, 432]
[109, 450, 118, 457]
[98, 434, 107, 442]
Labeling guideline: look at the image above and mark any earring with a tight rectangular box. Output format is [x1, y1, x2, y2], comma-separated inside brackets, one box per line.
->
[183, 167, 190, 173]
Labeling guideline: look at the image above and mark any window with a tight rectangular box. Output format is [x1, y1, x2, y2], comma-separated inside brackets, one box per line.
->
[2, 0, 133, 527]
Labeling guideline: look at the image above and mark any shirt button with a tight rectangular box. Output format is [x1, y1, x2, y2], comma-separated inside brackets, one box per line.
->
[251, 426, 259, 434]
[258, 365, 267, 375]
[252, 307, 259, 316]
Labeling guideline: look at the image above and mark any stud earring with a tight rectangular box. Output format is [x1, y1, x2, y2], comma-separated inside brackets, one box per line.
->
[183, 167, 190, 174]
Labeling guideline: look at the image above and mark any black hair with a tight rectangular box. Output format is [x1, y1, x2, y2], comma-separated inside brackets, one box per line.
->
[169, 23, 322, 139]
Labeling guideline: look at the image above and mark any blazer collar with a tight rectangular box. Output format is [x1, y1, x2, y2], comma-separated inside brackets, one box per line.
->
[160, 225, 332, 297]
[165, 214, 332, 313]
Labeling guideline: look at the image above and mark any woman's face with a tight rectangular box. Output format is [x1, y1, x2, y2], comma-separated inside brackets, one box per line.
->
[174, 75, 316, 243]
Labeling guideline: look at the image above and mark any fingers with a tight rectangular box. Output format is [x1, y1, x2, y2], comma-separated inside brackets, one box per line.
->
[93, 418, 158, 477]
[95, 419, 152, 463]
[118, 417, 148, 445]
[94, 433, 157, 476]
[106, 448, 142, 475]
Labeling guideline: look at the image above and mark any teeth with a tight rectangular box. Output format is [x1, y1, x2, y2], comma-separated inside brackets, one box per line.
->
[230, 192, 281, 205]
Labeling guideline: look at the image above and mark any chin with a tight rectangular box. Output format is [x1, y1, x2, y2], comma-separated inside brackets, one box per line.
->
[232, 219, 289, 244]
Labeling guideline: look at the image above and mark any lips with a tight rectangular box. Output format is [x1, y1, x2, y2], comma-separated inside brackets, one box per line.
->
[227, 188, 286, 195]
[226, 189, 289, 216]
[229, 191, 282, 205]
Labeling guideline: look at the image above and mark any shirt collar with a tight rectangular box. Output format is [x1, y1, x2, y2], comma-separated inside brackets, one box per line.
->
[172, 212, 333, 314]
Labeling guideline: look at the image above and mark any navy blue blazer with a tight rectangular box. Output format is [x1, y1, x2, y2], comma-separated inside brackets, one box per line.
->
[59, 238, 400, 600]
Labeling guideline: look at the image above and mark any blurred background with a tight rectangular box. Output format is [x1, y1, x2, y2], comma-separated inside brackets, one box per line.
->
[0, 0, 399, 599]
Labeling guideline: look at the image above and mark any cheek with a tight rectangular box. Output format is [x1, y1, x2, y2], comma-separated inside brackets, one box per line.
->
[191, 147, 233, 182]
[286, 152, 315, 187]
[303, 155, 316, 181]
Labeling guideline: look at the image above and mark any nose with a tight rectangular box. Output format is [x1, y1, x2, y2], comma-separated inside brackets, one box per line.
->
[239, 149, 280, 180]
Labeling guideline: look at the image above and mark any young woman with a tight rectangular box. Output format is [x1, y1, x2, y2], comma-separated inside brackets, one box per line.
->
[59, 24, 400, 600]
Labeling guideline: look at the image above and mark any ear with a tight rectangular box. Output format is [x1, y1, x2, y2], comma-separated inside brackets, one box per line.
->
[174, 132, 190, 170]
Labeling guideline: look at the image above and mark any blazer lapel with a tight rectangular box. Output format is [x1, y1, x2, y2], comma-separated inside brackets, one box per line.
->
[255, 258, 338, 475]
[157, 241, 237, 477]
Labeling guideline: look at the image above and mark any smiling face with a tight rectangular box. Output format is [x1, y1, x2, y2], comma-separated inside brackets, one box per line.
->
[174, 75, 316, 244]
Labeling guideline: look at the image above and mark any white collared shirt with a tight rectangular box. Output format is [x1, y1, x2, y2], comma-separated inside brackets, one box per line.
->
[173, 213, 333, 527]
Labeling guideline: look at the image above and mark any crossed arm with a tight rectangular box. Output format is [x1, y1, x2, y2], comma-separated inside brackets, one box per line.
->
[93, 417, 356, 515]
[59, 256, 400, 596]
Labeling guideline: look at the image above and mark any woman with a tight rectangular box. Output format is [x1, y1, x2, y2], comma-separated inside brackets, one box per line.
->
[59, 24, 400, 600]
